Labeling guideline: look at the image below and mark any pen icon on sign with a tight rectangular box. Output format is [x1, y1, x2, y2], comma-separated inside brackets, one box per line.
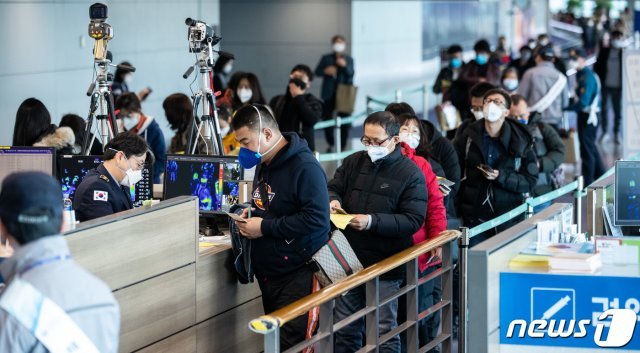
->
[540, 295, 572, 320]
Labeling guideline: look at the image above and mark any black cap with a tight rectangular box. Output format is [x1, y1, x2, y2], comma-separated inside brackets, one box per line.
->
[0, 172, 62, 227]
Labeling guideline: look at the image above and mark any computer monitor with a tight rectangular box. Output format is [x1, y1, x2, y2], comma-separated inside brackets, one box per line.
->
[163, 154, 244, 215]
[57, 155, 153, 207]
[614, 160, 640, 226]
[0, 146, 56, 188]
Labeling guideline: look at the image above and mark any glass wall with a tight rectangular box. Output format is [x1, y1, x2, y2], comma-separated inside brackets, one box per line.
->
[422, 1, 501, 60]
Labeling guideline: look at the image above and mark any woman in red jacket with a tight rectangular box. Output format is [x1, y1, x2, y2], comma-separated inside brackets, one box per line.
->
[397, 113, 447, 351]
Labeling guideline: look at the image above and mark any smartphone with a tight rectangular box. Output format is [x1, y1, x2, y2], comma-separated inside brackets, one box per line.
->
[477, 164, 495, 174]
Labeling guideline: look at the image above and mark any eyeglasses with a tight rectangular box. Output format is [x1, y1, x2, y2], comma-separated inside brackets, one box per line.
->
[130, 158, 146, 169]
[360, 136, 391, 147]
[484, 98, 506, 107]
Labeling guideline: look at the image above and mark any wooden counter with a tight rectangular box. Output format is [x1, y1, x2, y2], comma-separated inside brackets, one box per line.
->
[64, 196, 263, 352]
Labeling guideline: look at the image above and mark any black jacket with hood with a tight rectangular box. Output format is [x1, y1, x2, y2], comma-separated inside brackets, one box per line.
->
[525, 112, 565, 196]
[270, 92, 323, 151]
[251, 133, 330, 279]
[453, 118, 538, 226]
[327, 147, 427, 280]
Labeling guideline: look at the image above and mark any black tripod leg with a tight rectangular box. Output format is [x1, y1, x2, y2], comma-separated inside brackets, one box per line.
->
[186, 95, 202, 154]
[207, 93, 223, 156]
[105, 91, 119, 137]
[82, 93, 99, 155]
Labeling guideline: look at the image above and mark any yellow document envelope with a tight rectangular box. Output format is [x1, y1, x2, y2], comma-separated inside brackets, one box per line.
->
[330, 214, 354, 230]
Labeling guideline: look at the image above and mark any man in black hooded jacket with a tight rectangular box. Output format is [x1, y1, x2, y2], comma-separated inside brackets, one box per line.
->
[453, 89, 538, 246]
[270, 64, 323, 151]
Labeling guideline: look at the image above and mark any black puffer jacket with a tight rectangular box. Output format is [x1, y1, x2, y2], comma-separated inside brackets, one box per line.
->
[328, 147, 427, 280]
[420, 120, 461, 218]
[453, 119, 538, 226]
[526, 113, 566, 196]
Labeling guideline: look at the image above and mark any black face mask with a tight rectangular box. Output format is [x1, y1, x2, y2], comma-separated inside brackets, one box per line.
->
[289, 78, 307, 90]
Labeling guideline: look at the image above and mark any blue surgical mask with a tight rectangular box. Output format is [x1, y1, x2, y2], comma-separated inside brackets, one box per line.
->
[503, 78, 519, 91]
[517, 118, 528, 125]
[476, 53, 489, 65]
[237, 106, 283, 169]
[450, 57, 462, 69]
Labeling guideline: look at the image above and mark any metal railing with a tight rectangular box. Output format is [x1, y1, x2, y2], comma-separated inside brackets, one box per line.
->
[456, 175, 584, 353]
[249, 230, 460, 353]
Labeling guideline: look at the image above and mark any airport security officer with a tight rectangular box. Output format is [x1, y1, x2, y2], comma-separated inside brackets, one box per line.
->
[74, 132, 152, 222]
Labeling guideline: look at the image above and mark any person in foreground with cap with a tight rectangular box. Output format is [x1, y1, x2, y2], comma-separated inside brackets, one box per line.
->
[0, 172, 120, 352]
[74, 132, 153, 222]
[517, 46, 569, 131]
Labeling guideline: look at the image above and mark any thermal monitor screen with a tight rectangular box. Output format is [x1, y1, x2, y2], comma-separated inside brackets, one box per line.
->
[163, 155, 243, 214]
[615, 160, 640, 226]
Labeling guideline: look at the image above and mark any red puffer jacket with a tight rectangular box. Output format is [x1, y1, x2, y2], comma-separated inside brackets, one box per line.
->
[400, 142, 447, 271]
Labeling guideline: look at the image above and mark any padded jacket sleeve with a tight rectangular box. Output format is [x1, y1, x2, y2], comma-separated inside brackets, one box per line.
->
[538, 123, 566, 173]
[495, 146, 538, 194]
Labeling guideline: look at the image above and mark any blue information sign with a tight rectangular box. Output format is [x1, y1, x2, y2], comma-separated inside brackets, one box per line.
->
[500, 272, 640, 350]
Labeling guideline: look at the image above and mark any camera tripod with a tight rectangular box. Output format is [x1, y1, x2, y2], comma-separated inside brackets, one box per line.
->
[82, 55, 120, 155]
[183, 47, 224, 155]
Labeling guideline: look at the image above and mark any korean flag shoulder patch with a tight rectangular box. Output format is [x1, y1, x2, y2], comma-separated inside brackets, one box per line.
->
[94, 190, 109, 201]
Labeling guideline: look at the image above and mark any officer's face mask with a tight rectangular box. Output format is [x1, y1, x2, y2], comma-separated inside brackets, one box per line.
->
[114, 151, 144, 187]
[237, 106, 283, 169]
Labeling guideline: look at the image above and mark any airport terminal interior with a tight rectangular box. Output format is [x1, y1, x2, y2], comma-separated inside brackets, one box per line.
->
[0, 0, 639, 352]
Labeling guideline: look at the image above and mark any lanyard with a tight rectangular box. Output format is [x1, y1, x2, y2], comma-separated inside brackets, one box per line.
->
[19, 255, 72, 277]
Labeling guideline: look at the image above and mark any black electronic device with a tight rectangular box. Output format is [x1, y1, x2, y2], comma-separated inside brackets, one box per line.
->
[163, 154, 243, 216]
[614, 160, 640, 226]
[0, 147, 56, 188]
[185, 17, 221, 54]
[56, 155, 153, 207]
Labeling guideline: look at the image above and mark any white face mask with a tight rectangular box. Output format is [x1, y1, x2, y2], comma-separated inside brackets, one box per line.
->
[333, 42, 346, 53]
[484, 102, 505, 123]
[222, 64, 233, 74]
[539, 38, 549, 47]
[567, 60, 580, 71]
[122, 113, 140, 130]
[611, 39, 625, 49]
[367, 145, 391, 162]
[399, 132, 420, 149]
[124, 74, 133, 85]
[503, 78, 519, 91]
[220, 125, 230, 136]
[121, 168, 143, 187]
[118, 154, 144, 187]
[472, 110, 485, 121]
[237, 88, 253, 103]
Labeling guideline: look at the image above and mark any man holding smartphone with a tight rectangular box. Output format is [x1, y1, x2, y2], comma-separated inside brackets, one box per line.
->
[270, 64, 323, 151]
[453, 89, 538, 245]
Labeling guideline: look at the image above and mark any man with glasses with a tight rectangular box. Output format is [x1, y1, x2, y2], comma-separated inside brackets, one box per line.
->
[328, 111, 427, 353]
[453, 89, 538, 246]
[74, 132, 153, 222]
[454, 82, 495, 139]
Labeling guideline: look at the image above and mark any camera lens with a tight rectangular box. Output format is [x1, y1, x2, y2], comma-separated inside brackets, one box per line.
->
[89, 3, 108, 20]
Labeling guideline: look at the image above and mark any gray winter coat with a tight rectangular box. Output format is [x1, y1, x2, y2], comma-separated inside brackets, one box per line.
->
[0, 236, 120, 353]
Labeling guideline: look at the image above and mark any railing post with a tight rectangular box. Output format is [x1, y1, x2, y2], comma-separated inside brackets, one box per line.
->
[395, 89, 402, 103]
[406, 258, 419, 353]
[366, 96, 374, 116]
[441, 238, 454, 353]
[575, 175, 584, 234]
[422, 83, 428, 118]
[249, 317, 280, 353]
[316, 300, 335, 353]
[525, 195, 534, 219]
[335, 115, 342, 168]
[365, 277, 380, 349]
[458, 227, 469, 353]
